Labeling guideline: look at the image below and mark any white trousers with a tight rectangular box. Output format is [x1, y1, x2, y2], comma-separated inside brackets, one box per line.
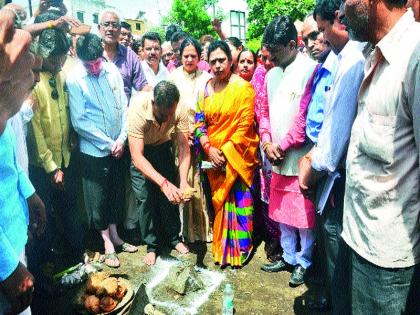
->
[280, 223, 315, 269]
[0, 251, 31, 315]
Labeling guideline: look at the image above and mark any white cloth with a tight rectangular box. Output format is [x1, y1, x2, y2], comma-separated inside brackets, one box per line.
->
[266, 53, 316, 176]
[280, 223, 315, 269]
[342, 10, 420, 268]
[9, 101, 34, 175]
[311, 40, 366, 173]
[140, 60, 169, 88]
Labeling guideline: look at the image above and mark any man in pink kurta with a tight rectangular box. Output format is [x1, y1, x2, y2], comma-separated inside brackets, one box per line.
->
[259, 15, 317, 287]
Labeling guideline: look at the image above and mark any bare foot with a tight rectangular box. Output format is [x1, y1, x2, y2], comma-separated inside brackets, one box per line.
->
[143, 252, 157, 266]
[175, 242, 189, 254]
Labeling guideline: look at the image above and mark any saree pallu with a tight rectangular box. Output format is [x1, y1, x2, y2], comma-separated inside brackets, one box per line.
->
[196, 76, 259, 267]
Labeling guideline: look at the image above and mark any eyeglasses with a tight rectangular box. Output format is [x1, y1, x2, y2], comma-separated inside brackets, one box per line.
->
[120, 31, 132, 38]
[100, 22, 120, 29]
[163, 51, 174, 58]
[303, 31, 321, 45]
[49, 76, 59, 100]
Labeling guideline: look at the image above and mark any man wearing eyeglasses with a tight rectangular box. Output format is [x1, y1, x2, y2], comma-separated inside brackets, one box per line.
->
[119, 21, 132, 48]
[161, 41, 175, 67]
[167, 31, 187, 72]
[98, 10, 151, 244]
[99, 10, 150, 98]
[26, 12, 85, 278]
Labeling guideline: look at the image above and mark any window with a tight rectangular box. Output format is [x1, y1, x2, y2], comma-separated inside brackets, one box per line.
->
[76, 11, 84, 23]
[135, 23, 141, 31]
[230, 11, 246, 42]
[92, 13, 98, 24]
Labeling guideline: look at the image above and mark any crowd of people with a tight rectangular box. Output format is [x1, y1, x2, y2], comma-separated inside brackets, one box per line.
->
[0, 0, 419, 314]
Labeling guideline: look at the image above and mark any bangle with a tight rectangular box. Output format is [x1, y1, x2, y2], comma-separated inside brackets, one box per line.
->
[204, 145, 211, 155]
[47, 21, 54, 29]
[160, 178, 168, 189]
[203, 142, 211, 155]
[262, 141, 271, 152]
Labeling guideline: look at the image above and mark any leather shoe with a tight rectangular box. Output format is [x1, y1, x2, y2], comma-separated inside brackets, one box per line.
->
[307, 295, 332, 311]
[261, 259, 291, 273]
[289, 265, 307, 287]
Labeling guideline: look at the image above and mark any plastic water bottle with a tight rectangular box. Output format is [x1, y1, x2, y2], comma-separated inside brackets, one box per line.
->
[222, 283, 234, 315]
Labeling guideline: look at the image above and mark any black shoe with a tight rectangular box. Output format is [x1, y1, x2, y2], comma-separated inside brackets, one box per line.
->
[261, 259, 291, 273]
[289, 265, 307, 287]
[307, 295, 332, 311]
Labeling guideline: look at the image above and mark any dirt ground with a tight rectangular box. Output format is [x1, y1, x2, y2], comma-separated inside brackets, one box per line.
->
[31, 239, 330, 315]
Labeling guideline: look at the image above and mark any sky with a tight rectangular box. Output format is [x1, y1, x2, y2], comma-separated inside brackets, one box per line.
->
[13, 0, 173, 24]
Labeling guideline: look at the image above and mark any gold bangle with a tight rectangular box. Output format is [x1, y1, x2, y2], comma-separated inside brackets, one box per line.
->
[262, 141, 271, 152]
[47, 21, 54, 29]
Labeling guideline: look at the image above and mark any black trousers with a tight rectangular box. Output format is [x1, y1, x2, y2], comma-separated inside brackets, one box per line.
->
[28, 160, 86, 276]
[316, 170, 351, 314]
[130, 141, 181, 253]
[81, 153, 125, 230]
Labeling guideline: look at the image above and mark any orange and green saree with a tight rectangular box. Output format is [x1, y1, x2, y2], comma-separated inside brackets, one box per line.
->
[195, 75, 259, 267]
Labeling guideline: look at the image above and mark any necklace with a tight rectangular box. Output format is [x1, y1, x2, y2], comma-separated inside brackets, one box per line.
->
[211, 73, 231, 92]
[207, 73, 232, 126]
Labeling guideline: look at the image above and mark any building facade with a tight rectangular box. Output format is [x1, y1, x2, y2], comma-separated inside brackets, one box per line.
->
[66, 0, 110, 26]
[209, 0, 249, 43]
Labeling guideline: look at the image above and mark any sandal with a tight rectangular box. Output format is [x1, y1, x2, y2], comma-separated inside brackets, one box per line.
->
[117, 242, 138, 253]
[104, 252, 120, 268]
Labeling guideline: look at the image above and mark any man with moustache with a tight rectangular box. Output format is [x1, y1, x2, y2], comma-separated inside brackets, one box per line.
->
[298, 0, 366, 312]
[342, 0, 419, 313]
[301, 14, 330, 63]
[140, 32, 170, 87]
[168, 31, 188, 72]
[161, 41, 175, 67]
[98, 10, 150, 99]
[119, 21, 132, 48]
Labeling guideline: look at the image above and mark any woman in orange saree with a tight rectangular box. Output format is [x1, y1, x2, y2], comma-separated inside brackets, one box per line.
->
[195, 41, 259, 267]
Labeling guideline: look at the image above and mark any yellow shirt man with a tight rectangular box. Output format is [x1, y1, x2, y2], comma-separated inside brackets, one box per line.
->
[28, 71, 71, 173]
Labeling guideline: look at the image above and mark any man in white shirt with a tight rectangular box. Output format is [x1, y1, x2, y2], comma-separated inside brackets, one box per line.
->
[342, 1, 420, 313]
[140, 32, 170, 88]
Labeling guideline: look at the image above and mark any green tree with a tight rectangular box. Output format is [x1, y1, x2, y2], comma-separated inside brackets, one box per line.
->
[165, 0, 218, 39]
[246, 0, 315, 40]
